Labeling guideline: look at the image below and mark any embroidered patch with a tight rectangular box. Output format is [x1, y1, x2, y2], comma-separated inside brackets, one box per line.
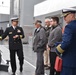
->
[17, 29, 21, 33]
[9, 32, 12, 34]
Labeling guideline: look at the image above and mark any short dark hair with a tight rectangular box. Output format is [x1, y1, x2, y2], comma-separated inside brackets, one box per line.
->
[51, 17, 59, 24]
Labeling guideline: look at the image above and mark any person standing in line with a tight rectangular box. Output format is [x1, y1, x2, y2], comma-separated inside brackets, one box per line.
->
[48, 17, 62, 75]
[0, 17, 25, 75]
[43, 18, 52, 70]
[33, 20, 47, 75]
[56, 8, 76, 75]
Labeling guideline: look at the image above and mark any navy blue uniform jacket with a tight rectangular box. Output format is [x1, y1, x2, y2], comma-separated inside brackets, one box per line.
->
[56, 20, 76, 68]
[2, 26, 24, 50]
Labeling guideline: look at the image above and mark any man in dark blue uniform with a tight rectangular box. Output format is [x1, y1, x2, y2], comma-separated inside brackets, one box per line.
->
[56, 8, 76, 75]
[0, 17, 25, 75]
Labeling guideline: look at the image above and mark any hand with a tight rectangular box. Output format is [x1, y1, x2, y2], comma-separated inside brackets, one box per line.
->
[13, 35, 19, 39]
[47, 47, 50, 50]
[47, 45, 50, 50]
[0, 36, 2, 40]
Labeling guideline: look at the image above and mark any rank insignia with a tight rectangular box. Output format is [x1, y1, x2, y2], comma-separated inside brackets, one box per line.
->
[9, 32, 12, 34]
[17, 29, 21, 33]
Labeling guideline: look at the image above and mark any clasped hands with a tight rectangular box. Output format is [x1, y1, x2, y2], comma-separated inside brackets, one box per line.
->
[13, 35, 19, 39]
[46, 44, 50, 50]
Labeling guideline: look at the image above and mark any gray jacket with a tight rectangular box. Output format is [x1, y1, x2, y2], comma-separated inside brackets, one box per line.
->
[33, 27, 47, 52]
[48, 25, 62, 52]
[44, 26, 52, 43]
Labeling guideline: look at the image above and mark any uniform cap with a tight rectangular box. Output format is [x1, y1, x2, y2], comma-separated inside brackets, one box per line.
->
[61, 8, 76, 17]
[11, 17, 19, 21]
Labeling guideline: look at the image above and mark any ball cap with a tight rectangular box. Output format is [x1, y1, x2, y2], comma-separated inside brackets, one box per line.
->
[34, 20, 42, 25]
[61, 8, 76, 17]
[11, 17, 19, 21]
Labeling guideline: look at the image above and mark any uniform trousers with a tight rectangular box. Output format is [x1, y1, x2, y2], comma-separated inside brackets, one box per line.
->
[35, 52, 44, 75]
[60, 67, 76, 75]
[10, 49, 24, 73]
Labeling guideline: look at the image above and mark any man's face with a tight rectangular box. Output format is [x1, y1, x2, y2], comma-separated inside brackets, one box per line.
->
[35, 23, 40, 28]
[12, 21, 18, 26]
[45, 20, 50, 26]
[64, 13, 74, 24]
[50, 19, 56, 26]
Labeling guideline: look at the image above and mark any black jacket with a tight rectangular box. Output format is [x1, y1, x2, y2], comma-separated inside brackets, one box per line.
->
[2, 26, 24, 50]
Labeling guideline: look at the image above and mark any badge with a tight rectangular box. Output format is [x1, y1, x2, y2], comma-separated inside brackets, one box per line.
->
[17, 29, 21, 33]
[9, 32, 12, 34]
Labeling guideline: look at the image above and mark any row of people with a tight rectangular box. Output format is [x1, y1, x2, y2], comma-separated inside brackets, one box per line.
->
[33, 16, 62, 75]
[33, 8, 76, 75]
